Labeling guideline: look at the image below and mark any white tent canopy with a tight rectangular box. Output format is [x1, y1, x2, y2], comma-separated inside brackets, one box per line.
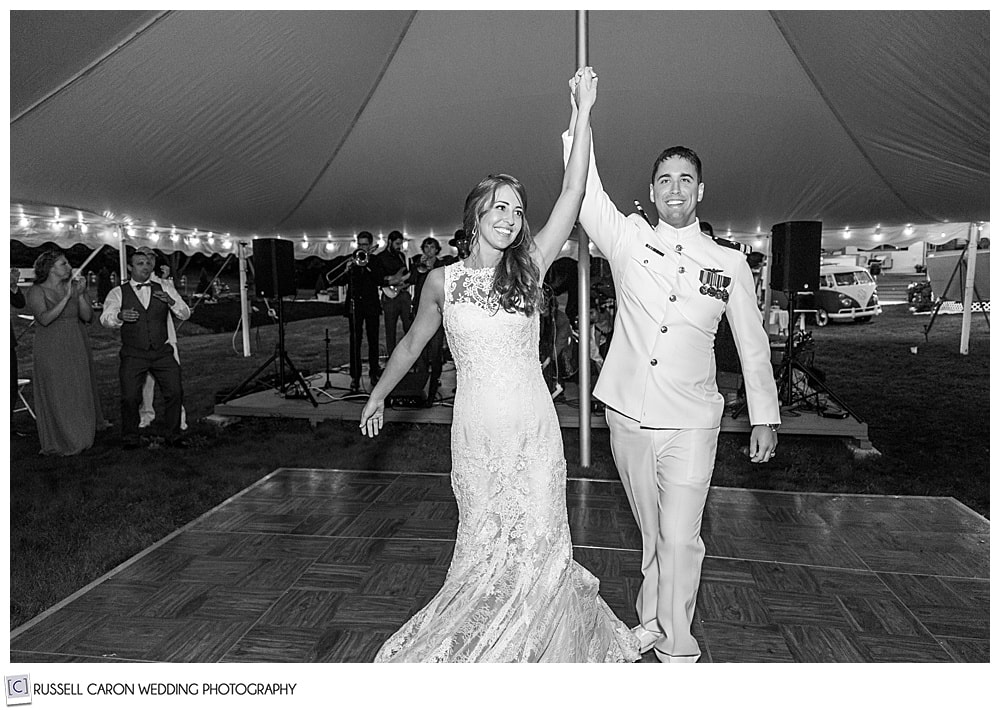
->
[10, 10, 989, 257]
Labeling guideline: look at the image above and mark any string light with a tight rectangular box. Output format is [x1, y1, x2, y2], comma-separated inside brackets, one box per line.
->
[903, 224, 914, 236]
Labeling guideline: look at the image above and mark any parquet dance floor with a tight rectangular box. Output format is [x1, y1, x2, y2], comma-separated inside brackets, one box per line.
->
[10, 468, 988, 663]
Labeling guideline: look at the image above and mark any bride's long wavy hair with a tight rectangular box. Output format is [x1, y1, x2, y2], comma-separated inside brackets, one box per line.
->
[463, 174, 541, 316]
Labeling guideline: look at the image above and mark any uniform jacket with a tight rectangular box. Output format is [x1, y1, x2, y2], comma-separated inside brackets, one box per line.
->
[563, 132, 780, 429]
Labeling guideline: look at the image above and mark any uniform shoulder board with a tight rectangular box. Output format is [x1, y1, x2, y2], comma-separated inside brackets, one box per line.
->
[709, 235, 752, 255]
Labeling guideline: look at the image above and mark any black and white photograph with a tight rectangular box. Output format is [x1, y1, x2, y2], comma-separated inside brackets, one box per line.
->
[6, 8, 989, 701]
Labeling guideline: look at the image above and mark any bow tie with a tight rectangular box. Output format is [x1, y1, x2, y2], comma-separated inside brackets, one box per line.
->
[134, 283, 150, 289]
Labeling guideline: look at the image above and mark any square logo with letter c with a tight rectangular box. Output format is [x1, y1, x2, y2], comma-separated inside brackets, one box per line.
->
[5, 675, 31, 706]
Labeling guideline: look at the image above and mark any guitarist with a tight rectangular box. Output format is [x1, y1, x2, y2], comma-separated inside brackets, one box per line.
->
[375, 230, 413, 356]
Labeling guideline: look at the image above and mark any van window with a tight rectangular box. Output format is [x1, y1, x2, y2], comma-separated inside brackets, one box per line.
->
[833, 270, 873, 286]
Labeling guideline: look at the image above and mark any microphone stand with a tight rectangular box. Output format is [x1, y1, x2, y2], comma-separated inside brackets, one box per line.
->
[323, 328, 333, 389]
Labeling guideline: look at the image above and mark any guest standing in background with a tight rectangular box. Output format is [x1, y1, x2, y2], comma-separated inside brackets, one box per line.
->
[25, 251, 105, 455]
[11, 268, 26, 430]
[138, 262, 188, 432]
[410, 237, 446, 406]
[101, 247, 190, 449]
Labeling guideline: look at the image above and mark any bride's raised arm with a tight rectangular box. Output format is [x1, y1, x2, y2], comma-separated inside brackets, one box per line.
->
[532, 66, 598, 273]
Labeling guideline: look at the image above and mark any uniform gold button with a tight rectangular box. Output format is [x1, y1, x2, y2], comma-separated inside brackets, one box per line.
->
[675, 244, 683, 252]
[660, 326, 668, 333]
[678, 266, 686, 273]
[650, 359, 658, 366]
[669, 295, 677, 302]
[643, 259, 648, 264]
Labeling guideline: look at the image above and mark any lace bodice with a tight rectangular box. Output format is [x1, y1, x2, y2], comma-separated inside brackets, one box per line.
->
[443, 262, 541, 389]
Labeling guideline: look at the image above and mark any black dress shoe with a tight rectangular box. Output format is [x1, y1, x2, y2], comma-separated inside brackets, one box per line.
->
[123, 440, 143, 450]
[165, 437, 191, 449]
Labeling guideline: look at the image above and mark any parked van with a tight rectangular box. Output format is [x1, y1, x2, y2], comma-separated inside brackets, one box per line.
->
[813, 263, 882, 326]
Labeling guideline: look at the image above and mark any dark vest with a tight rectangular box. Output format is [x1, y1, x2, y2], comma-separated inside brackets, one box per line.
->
[120, 282, 171, 356]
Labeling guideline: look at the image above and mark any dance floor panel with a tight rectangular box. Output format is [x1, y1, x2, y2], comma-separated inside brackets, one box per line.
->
[9, 469, 988, 663]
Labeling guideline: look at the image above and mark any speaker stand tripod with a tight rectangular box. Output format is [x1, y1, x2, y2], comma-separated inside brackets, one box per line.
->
[223, 296, 318, 407]
[775, 291, 858, 420]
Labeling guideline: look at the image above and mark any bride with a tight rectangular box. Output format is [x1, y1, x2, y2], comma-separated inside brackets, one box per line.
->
[360, 67, 639, 663]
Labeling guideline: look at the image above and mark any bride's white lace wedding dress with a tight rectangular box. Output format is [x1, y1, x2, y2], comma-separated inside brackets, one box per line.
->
[374, 262, 640, 663]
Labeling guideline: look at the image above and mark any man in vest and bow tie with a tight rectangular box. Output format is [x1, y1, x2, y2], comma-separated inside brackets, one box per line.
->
[101, 246, 190, 448]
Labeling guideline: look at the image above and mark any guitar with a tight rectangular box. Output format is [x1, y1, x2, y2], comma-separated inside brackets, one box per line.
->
[381, 264, 410, 299]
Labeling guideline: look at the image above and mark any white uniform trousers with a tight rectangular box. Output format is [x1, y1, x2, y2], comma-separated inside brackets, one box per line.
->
[607, 407, 718, 663]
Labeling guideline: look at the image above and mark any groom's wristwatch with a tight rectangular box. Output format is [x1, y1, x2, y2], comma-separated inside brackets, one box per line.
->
[764, 423, 780, 433]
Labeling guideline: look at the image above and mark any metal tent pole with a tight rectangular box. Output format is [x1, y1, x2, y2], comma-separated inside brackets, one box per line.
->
[576, 10, 592, 468]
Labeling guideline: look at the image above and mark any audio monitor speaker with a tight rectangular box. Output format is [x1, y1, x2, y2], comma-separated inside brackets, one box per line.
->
[769, 221, 822, 292]
[254, 238, 296, 298]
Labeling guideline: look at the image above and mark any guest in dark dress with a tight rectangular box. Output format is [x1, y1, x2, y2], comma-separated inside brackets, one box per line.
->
[25, 251, 105, 455]
[11, 268, 26, 419]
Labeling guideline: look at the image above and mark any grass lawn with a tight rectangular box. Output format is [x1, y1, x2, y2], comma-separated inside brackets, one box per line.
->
[9, 297, 989, 629]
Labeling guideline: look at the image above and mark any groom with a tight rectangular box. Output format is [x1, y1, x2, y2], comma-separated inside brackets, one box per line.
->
[563, 133, 780, 662]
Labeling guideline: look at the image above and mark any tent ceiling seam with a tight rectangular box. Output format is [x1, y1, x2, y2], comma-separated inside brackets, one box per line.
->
[11, 11, 174, 126]
[768, 11, 935, 225]
[270, 10, 420, 233]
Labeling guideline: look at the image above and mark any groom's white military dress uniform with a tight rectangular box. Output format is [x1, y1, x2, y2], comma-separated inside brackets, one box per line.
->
[564, 133, 780, 662]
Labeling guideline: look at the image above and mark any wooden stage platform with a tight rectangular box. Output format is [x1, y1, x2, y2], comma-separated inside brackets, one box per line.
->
[10, 468, 987, 663]
[214, 365, 874, 449]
